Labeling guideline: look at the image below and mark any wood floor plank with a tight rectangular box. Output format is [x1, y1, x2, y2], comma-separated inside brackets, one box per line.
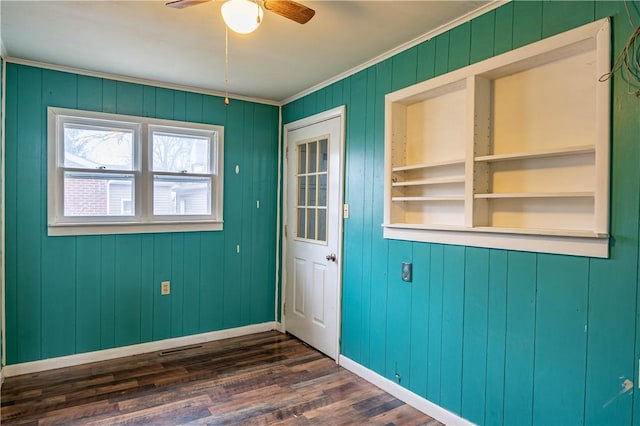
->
[1, 331, 443, 425]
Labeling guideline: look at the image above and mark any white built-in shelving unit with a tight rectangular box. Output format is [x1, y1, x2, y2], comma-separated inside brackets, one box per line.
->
[383, 18, 611, 257]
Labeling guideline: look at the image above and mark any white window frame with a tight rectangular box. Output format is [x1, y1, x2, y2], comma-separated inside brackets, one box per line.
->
[47, 107, 224, 236]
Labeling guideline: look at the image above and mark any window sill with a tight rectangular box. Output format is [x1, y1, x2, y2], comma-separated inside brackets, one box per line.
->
[48, 220, 223, 236]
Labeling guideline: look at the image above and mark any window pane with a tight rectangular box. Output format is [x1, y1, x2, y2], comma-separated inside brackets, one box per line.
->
[308, 141, 317, 173]
[298, 176, 306, 206]
[319, 138, 328, 172]
[317, 209, 327, 242]
[64, 124, 134, 170]
[153, 175, 211, 215]
[318, 174, 327, 207]
[63, 172, 134, 217]
[307, 208, 316, 240]
[308, 175, 317, 206]
[298, 144, 307, 174]
[297, 208, 305, 238]
[152, 132, 210, 173]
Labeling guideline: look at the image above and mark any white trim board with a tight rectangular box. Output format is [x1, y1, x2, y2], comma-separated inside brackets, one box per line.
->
[3, 322, 276, 377]
[339, 355, 473, 426]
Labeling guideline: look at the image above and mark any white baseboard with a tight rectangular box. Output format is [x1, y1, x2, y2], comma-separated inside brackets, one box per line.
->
[275, 321, 285, 333]
[3, 322, 277, 377]
[338, 355, 472, 426]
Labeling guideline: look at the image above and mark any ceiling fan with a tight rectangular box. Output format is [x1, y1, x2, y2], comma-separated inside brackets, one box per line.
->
[166, 0, 316, 32]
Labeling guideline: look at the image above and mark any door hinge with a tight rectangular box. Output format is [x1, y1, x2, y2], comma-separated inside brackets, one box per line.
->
[283, 302, 286, 315]
[284, 224, 288, 238]
[285, 147, 288, 160]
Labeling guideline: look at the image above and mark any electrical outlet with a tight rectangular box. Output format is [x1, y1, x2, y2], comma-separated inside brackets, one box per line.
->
[161, 281, 171, 295]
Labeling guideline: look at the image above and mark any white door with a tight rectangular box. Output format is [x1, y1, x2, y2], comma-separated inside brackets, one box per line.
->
[284, 107, 344, 360]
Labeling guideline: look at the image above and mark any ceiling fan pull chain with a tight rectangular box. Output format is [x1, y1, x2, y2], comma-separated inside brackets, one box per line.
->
[224, 25, 230, 106]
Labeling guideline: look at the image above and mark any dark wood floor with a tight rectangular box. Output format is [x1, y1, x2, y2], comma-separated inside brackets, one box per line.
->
[1, 331, 443, 425]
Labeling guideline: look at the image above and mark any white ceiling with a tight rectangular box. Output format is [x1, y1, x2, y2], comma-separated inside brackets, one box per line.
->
[1, 1, 493, 103]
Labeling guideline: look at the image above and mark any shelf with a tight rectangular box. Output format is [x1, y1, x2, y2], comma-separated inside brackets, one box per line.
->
[392, 176, 465, 187]
[391, 159, 465, 172]
[384, 19, 610, 258]
[384, 222, 608, 239]
[474, 145, 595, 163]
[392, 196, 464, 202]
[474, 192, 594, 199]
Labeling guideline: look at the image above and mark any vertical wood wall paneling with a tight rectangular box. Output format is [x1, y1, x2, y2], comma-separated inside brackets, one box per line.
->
[250, 104, 278, 323]
[385, 240, 413, 385]
[359, 66, 378, 368]
[5, 64, 279, 365]
[100, 235, 117, 348]
[503, 251, 537, 425]
[448, 22, 471, 71]
[484, 250, 508, 425]
[200, 95, 227, 333]
[170, 233, 185, 337]
[77, 75, 103, 112]
[76, 236, 102, 353]
[75, 77, 106, 352]
[140, 234, 155, 342]
[367, 59, 392, 375]
[114, 234, 142, 346]
[102, 79, 117, 114]
[541, 1, 595, 38]
[439, 245, 465, 413]
[493, 2, 514, 56]
[409, 243, 430, 398]
[223, 100, 245, 329]
[470, 10, 496, 64]
[460, 247, 489, 424]
[16, 65, 44, 362]
[533, 255, 589, 425]
[594, 3, 640, 424]
[512, 0, 543, 49]
[41, 70, 78, 359]
[240, 103, 255, 325]
[341, 70, 367, 361]
[434, 33, 450, 77]
[426, 244, 444, 404]
[4, 64, 18, 364]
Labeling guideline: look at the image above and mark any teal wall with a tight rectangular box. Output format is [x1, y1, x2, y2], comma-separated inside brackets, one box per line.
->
[283, 1, 640, 425]
[4, 63, 279, 365]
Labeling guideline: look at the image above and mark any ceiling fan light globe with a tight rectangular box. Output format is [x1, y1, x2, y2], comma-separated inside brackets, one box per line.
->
[221, 0, 264, 34]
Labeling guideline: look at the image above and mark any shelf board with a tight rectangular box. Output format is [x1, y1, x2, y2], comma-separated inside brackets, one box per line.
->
[474, 191, 594, 199]
[474, 145, 595, 163]
[471, 226, 607, 239]
[392, 158, 465, 172]
[392, 176, 465, 187]
[383, 223, 608, 239]
[391, 196, 464, 202]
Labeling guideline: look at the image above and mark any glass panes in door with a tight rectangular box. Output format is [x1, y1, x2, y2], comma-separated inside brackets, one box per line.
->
[296, 137, 328, 242]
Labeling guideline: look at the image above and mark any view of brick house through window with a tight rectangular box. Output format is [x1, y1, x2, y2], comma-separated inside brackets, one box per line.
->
[48, 107, 224, 236]
[63, 125, 211, 217]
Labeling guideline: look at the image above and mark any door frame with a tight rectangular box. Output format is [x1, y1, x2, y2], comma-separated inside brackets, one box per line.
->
[280, 105, 346, 360]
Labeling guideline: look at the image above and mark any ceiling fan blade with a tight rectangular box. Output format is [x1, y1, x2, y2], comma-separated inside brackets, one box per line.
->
[165, 0, 211, 9]
[263, 1, 315, 24]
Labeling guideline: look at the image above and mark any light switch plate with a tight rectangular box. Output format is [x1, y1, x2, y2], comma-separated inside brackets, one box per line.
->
[402, 262, 412, 282]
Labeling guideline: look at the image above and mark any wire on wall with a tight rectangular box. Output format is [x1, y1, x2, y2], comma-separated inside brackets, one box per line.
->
[599, 0, 640, 97]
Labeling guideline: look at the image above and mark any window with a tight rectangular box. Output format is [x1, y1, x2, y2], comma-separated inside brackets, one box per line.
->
[48, 107, 224, 236]
[295, 137, 328, 243]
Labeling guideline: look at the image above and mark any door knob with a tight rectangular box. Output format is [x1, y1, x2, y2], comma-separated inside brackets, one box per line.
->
[326, 253, 337, 262]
